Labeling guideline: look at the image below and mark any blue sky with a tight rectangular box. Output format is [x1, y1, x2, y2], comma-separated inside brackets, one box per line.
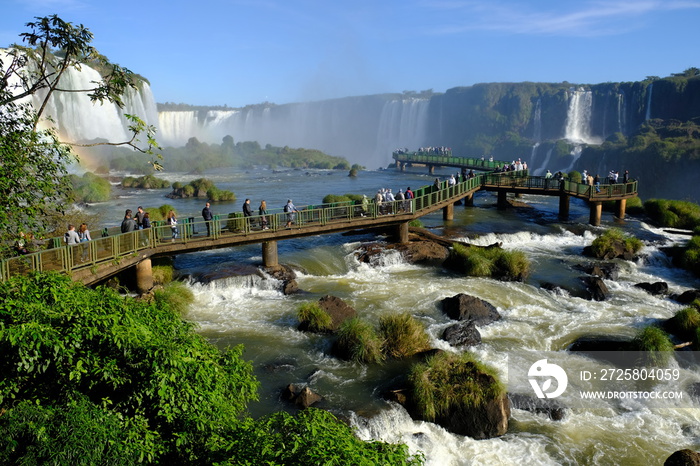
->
[2, 0, 699, 107]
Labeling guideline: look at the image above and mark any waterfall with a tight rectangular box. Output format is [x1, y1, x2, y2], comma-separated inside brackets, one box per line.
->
[617, 92, 626, 134]
[26, 64, 159, 144]
[158, 98, 430, 169]
[645, 83, 653, 120]
[532, 99, 542, 142]
[564, 88, 600, 144]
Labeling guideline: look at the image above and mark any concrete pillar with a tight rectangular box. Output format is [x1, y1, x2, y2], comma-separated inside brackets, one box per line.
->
[396, 222, 409, 244]
[463, 192, 474, 207]
[395, 160, 401, 169]
[443, 202, 454, 220]
[135, 258, 153, 294]
[558, 194, 570, 219]
[497, 191, 508, 210]
[400, 163, 406, 172]
[589, 202, 603, 226]
[615, 199, 627, 219]
[262, 241, 278, 267]
[428, 165, 435, 175]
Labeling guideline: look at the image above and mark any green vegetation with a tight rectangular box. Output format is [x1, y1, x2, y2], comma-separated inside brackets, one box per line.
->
[105, 137, 349, 174]
[668, 306, 700, 341]
[121, 174, 170, 189]
[0, 15, 160, 257]
[631, 326, 675, 366]
[322, 193, 363, 204]
[0, 272, 419, 464]
[297, 302, 333, 333]
[0, 272, 258, 464]
[447, 243, 530, 281]
[644, 199, 700, 230]
[151, 265, 174, 285]
[409, 219, 424, 228]
[69, 172, 112, 203]
[222, 408, 423, 465]
[590, 228, 643, 258]
[169, 178, 235, 201]
[567, 170, 583, 183]
[379, 313, 431, 359]
[154, 281, 195, 315]
[335, 318, 384, 364]
[408, 352, 504, 422]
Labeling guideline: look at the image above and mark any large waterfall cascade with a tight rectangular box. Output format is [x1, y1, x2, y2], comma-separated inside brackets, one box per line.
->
[563, 88, 601, 145]
[646, 83, 654, 120]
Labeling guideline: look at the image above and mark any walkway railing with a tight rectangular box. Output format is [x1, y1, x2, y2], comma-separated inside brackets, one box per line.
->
[392, 151, 511, 171]
[0, 172, 638, 282]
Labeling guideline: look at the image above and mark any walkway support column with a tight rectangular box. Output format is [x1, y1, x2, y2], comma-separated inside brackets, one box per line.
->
[135, 258, 153, 294]
[463, 192, 474, 207]
[615, 199, 627, 219]
[262, 241, 278, 267]
[589, 202, 603, 226]
[395, 222, 409, 244]
[558, 194, 570, 219]
[443, 202, 454, 220]
[428, 165, 435, 175]
[497, 191, 508, 210]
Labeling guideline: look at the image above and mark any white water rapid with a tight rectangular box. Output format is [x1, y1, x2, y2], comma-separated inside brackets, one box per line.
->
[100, 165, 700, 465]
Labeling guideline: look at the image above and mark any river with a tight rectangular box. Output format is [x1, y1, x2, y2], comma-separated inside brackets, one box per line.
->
[90, 166, 700, 465]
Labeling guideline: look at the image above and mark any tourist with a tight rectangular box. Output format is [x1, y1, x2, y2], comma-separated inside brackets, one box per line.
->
[166, 210, 178, 241]
[78, 223, 92, 242]
[375, 190, 383, 215]
[385, 189, 395, 214]
[202, 201, 213, 236]
[121, 210, 137, 233]
[594, 174, 601, 193]
[405, 187, 414, 199]
[433, 178, 440, 191]
[623, 170, 630, 183]
[545, 170, 553, 189]
[14, 232, 28, 255]
[142, 212, 152, 229]
[284, 199, 298, 228]
[243, 198, 253, 230]
[361, 195, 369, 217]
[64, 224, 80, 245]
[135, 206, 145, 229]
[449, 174, 456, 186]
[259, 200, 268, 229]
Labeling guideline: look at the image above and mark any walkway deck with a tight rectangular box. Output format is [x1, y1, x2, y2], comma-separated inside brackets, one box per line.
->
[1, 170, 638, 287]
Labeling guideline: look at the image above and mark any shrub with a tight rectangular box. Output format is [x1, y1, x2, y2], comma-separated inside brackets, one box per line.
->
[69, 172, 111, 203]
[322, 194, 352, 204]
[207, 186, 236, 201]
[568, 170, 582, 183]
[335, 318, 384, 364]
[680, 236, 700, 276]
[120, 175, 170, 189]
[348, 168, 358, 177]
[408, 352, 504, 422]
[154, 281, 195, 316]
[297, 302, 333, 333]
[631, 326, 675, 366]
[590, 228, 643, 258]
[379, 313, 431, 359]
[644, 199, 700, 229]
[409, 219, 424, 228]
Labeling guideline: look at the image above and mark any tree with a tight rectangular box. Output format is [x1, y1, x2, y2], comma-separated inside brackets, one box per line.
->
[0, 15, 161, 255]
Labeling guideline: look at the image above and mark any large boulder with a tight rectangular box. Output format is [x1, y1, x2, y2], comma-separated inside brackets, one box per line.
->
[435, 391, 510, 439]
[575, 262, 620, 280]
[264, 264, 299, 295]
[635, 281, 669, 296]
[673, 289, 700, 304]
[441, 321, 482, 347]
[665, 449, 700, 466]
[508, 393, 566, 421]
[441, 293, 501, 325]
[583, 276, 609, 301]
[318, 295, 357, 331]
[282, 384, 322, 409]
[396, 241, 449, 266]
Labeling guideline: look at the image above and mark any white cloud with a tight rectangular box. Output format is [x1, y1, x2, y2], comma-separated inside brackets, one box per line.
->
[420, 0, 700, 37]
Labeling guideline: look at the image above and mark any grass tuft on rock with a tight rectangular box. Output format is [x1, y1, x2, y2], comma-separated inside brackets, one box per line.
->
[335, 318, 384, 364]
[448, 243, 529, 281]
[379, 313, 431, 359]
[152, 265, 174, 286]
[408, 351, 504, 422]
[590, 228, 643, 258]
[297, 302, 333, 333]
[631, 326, 675, 366]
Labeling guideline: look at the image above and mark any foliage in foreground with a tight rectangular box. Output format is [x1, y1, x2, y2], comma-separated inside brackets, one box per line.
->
[447, 243, 530, 281]
[219, 408, 423, 466]
[408, 352, 505, 422]
[0, 272, 258, 464]
[0, 273, 419, 464]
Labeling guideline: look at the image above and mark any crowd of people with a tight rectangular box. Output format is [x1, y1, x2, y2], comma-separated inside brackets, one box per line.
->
[393, 146, 452, 156]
